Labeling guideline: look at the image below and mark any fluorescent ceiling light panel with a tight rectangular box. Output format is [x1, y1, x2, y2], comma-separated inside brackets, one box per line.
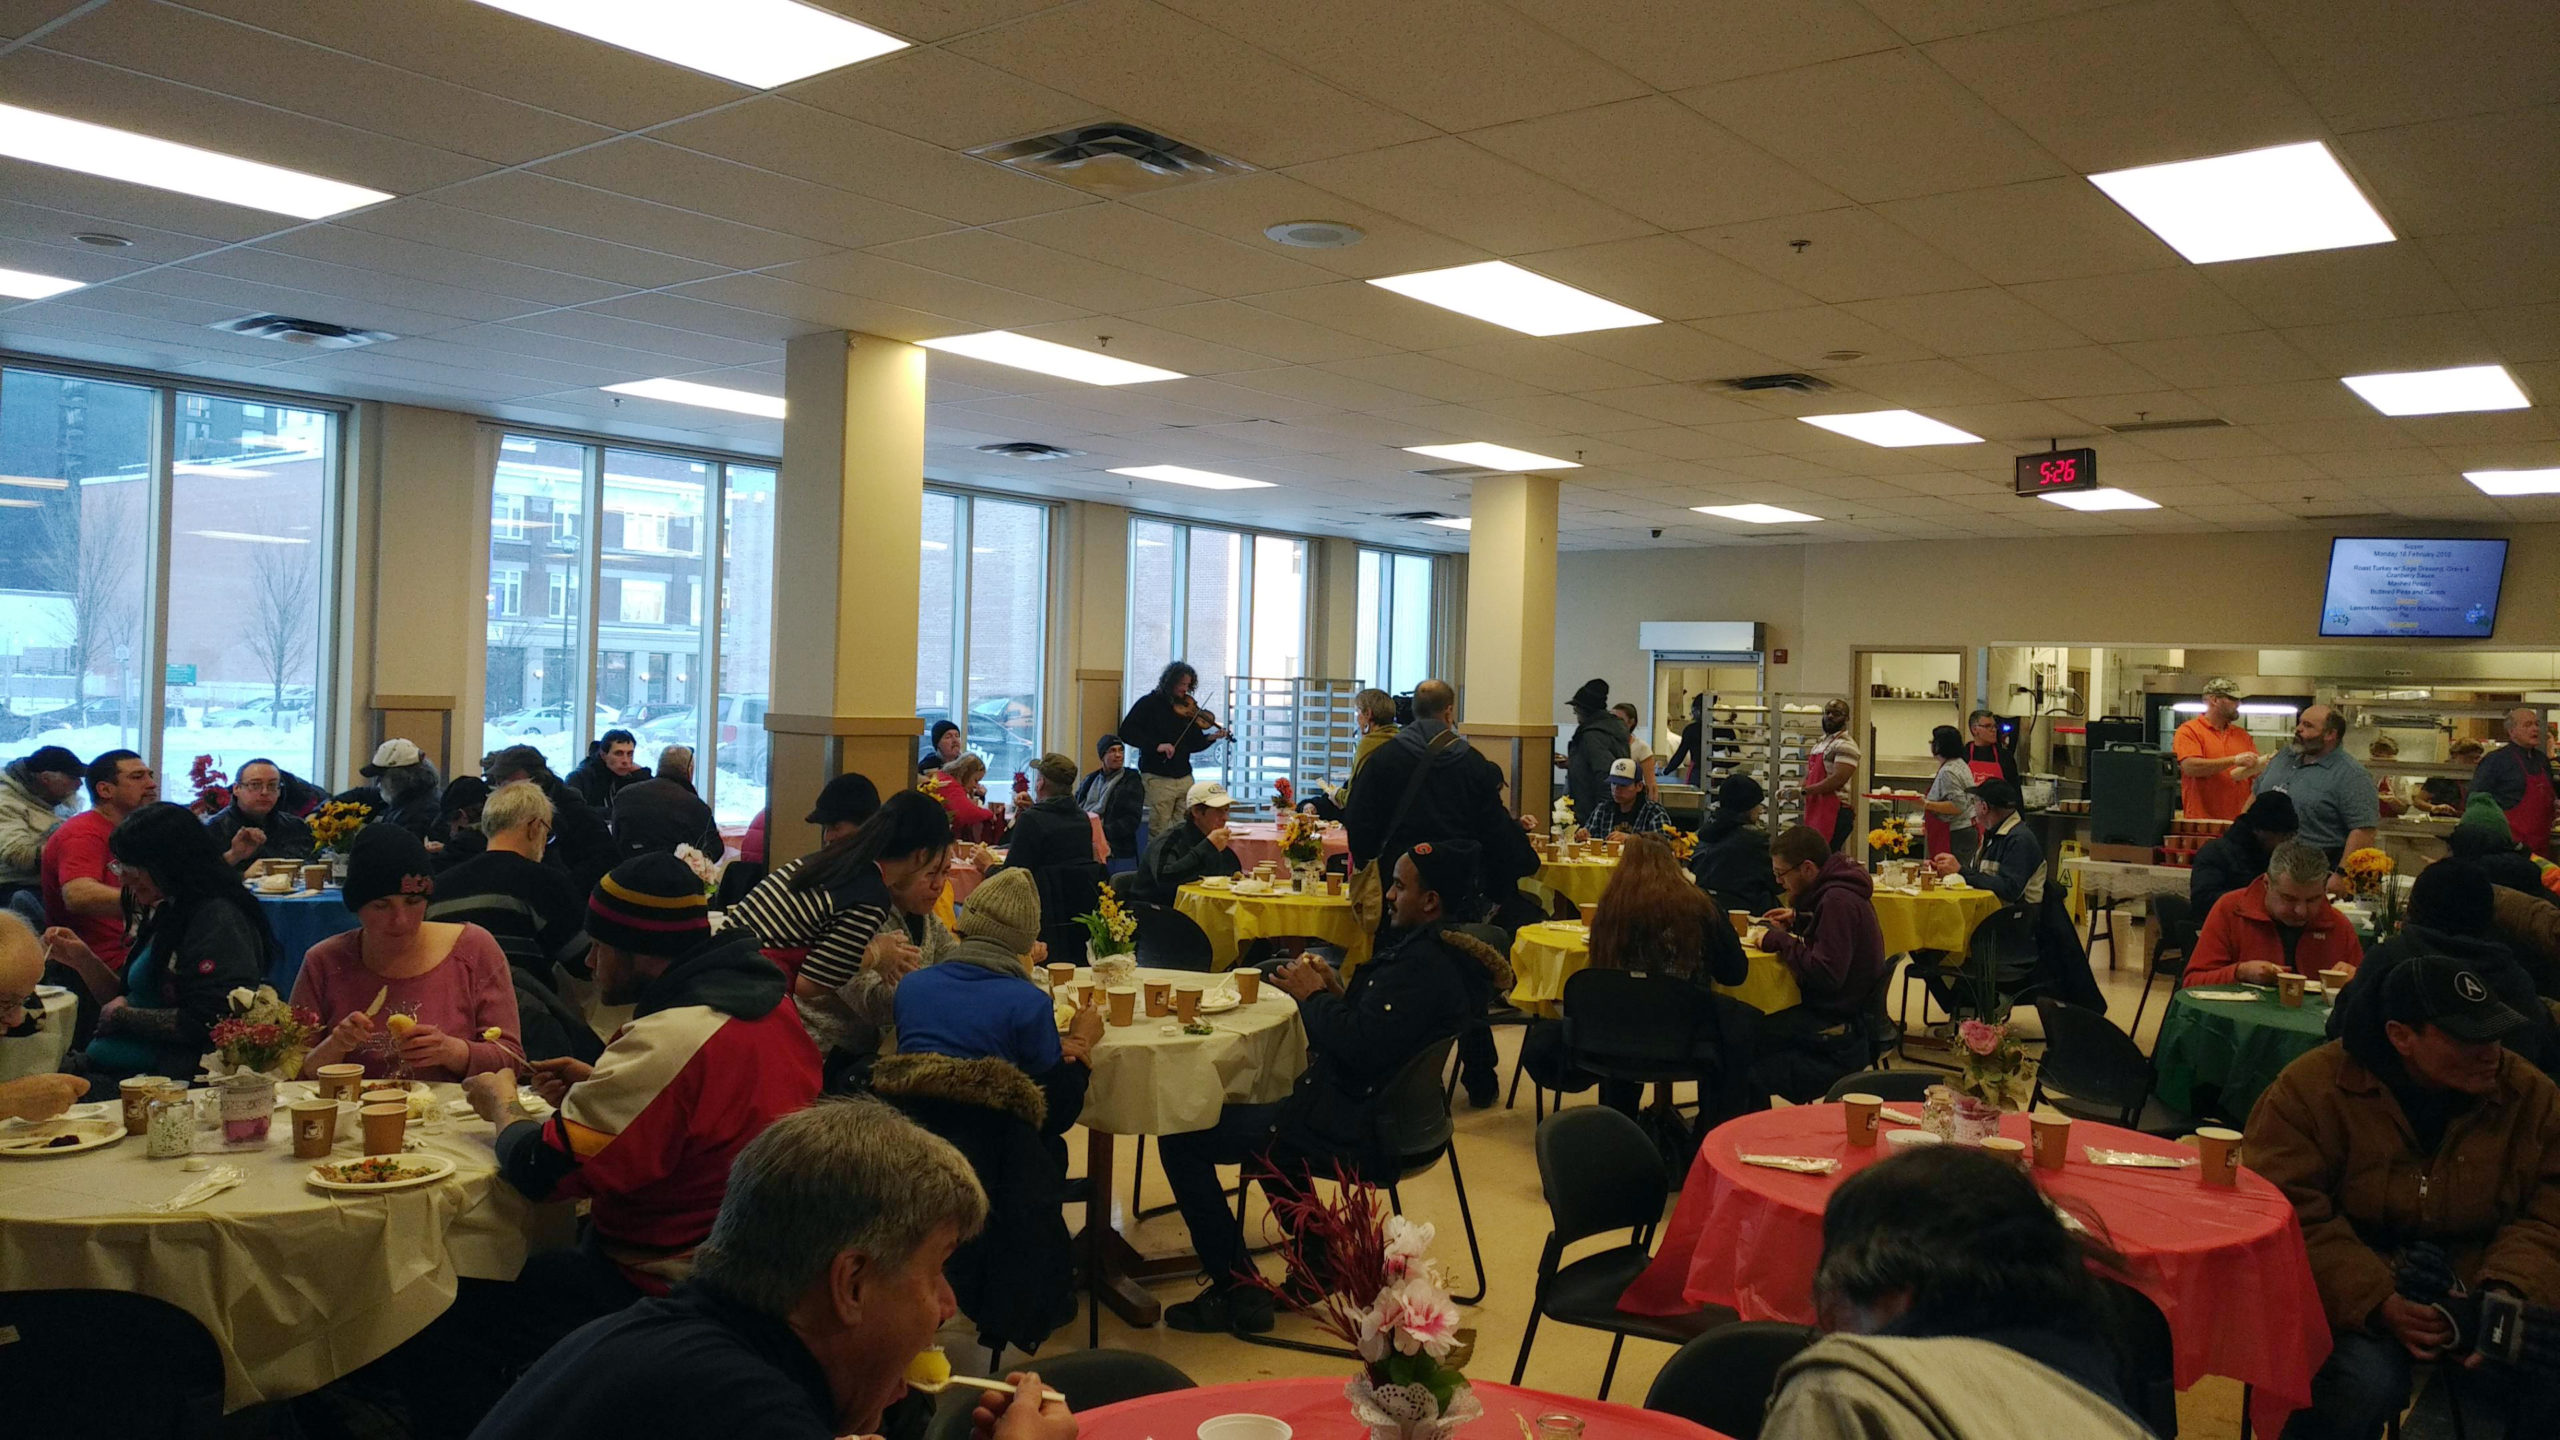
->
[0, 102, 393, 219]
[1366, 261, 1659, 337]
[1109, 464, 1275, 491]
[601, 378, 787, 418]
[0, 266, 84, 300]
[2040, 488, 2160, 512]
[1402, 442, 1580, 471]
[1420, 517, 1472, 530]
[1692, 504, 1820, 525]
[1798, 410, 1983, 447]
[918, 332, 1183, 386]
[2341, 364, 2531, 417]
[2466, 468, 2560, 496]
[2088, 141, 2394, 264]
[463, 0, 906, 88]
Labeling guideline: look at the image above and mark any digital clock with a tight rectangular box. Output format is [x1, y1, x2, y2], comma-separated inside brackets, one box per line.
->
[2015, 447, 2098, 496]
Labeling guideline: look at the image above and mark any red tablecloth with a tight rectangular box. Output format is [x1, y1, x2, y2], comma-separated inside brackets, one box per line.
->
[1225, 820, 1351, 872]
[945, 813, 1110, 905]
[1079, 1376, 1733, 1440]
[1618, 1105, 2331, 1437]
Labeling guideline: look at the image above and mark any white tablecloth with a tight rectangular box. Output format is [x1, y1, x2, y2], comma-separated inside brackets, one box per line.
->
[1065, 966, 1307, 1136]
[0, 985, 78, 1082]
[0, 1081, 571, 1409]
[2061, 857, 2197, 901]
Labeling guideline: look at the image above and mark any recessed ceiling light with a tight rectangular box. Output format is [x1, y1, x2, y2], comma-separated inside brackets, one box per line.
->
[1368, 261, 1658, 337]
[0, 267, 84, 300]
[602, 378, 787, 418]
[918, 332, 1183, 386]
[1693, 504, 1821, 525]
[1402, 441, 1581, 471]
[2341, 364, 2531, 417]
[1265, 220, 1365, 249]
[2041, 488, 2160, 512]
[0, 102, 393, 219]
[461, 0, 906, 88]
[1108, 464, 1275, 491]
[2465, 468, 2560, 496]
[1420, 516, 1473, 530]
[1798, 410, 1984, 447]
[2088, 140, 2393, 264]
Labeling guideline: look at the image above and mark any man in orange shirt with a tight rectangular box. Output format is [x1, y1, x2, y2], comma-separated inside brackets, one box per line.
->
[2174, 678, 2262, 820]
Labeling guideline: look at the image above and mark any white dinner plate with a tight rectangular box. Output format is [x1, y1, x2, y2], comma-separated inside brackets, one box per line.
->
[1196, 991, 1241, 1013]
[1230, 881, 1273, 895]
[0, 1117, 126, 1157]
[1194, 877, 1232, 890]
[307, 1154, 458, 1192]
[33, 984, 67, 1000]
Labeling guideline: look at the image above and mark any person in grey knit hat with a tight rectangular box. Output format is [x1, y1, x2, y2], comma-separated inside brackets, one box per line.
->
[891, 869, 1100, 1080]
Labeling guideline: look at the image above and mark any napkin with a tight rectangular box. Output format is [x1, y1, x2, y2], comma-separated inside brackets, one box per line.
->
[1879, 1107, 1922, 1126]
[1737, 1153, 1841, 1176]
[2184, 989, 2260, 1003]
[150, 1164, 245, 1212]
[2083, 1147, 2192, 1169]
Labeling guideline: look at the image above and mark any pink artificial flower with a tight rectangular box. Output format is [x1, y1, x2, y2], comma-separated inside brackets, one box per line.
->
[1958, 1019, 2003, 1056]
[1379, 1274, 1461, 1359]
[1381, 1215, 1436, 1281]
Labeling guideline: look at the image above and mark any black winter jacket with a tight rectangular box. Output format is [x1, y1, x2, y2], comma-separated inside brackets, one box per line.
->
[1343, 721, 1539, 904]
[1275, 923, 1505, 1174]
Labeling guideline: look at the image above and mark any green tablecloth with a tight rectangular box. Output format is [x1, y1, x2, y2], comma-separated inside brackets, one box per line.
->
[2153, 985, 2335, 1121]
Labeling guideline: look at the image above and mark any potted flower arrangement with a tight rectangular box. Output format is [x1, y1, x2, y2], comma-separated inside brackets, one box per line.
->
[674, 843, 724, 897]
[1280, 811, 1326, 890]
[2344, 846, 2399, 937]
[307, 799, 375, 881]
[186, 755, 231, 819]
[1950, 1017, 2036, 1145]
[1076, 888, 1139, 987]
[1662, 828, 1698, 863]
[1244, 1178, 1479, 1440]
[1274, 776, 1298, 814]
[204, 985, 324, 1145]
[1866, 818, 1912, 874]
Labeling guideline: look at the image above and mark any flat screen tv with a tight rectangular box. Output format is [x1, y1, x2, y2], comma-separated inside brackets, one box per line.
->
[2319, 537, 2509, 638]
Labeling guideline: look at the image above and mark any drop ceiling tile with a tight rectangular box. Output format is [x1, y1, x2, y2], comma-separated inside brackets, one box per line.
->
[2479, 302, 2560, 365]
[1119, 300, 1390, 366]
[1961, 344, 2172, 398]
[2011, 270, 2264, 344]
[496, 309, 780, 369]
[1427, 337, 1662, 392]
[1917, 399, 2091, 443]
[1508, 0, 1897, 88]
[1012, 315, 1279, 377]
[435, 173, 835, 272]
[343, 201, 720, 290]
[2232, 0, 2560, 132]
[2419, 224, 2560, 310]
[1513, 233, 1815, 323]
[2279, 311, 2501, 374]
[1857, 0, 2126, 43]
[1576, 425, 1772, 462]
[0, 196, 229, 268]
[870, 229, 1209, 314]
[2243, 417, 2414, 454]
[2199, 244, 2469, 329]
[1574, 384, 1767, 427]
[1284, 137, 1653, 255]
[581, 292, 819, 347]
[0, 159, 270, 247]
[2302, 447, 2445, 479]
[783, 43, 1093, 150]
[1925, 0, 2326, 172]
[2182, 380, 2371, 424]
[1686, 208, 1987, 304]
[949, 0, 1434, 167]
[995, 207, 1334, 300]
[766, 250, 1084, 330]
[1546, 324, 1792, 385]
[1209, 365, 1428, 413]
[1316, 353, 1543, 405]
[1693, 306, 1938, 369]
[2337, 105, 2560, 239]
[361, 335, 632, 389]
[669, 272, 962, 341]
[257, 225, 621, 309]
[655, 99, 1086, 228]
[1840, 288, 2088, 356]
[1468, 97, 1852, 231]
[111, 267, 471, 340]
[1253, 281, 1511, 351]
[532, 141, 956, 252]
[1814, 358, 2024, 407]
[1871, 177, 2181, 286]
[1679, 50, 2066, 205]
[2110, 332, 2332, 389]
[1126, 171, 1483, 280]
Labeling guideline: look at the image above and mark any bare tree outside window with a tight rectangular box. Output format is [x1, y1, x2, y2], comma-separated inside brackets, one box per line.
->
[243, 540, 317, 711]
[38, 480, 145, 709]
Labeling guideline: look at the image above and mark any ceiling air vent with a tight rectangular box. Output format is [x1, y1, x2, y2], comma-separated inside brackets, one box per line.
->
[210, 313, 394, 349]
[1409, 464, 1507, 483]
[1719, 372, 1834, 395]
[974, 442, 1082, 462]
[971, 123, 1254, 198]
[2102, 416, 2231, 433]
[1387, 510, 1455, 523]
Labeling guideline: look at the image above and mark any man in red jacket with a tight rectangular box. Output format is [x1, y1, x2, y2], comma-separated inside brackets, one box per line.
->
[2183, 839, 2365, 988]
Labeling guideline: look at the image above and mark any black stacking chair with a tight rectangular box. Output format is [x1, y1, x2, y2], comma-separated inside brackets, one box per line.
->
[0, 1290, 224, 1439]
[1821, 1069, 1939, 1103]
[1132, 902, 1217, 972]
[2031, 997, 2193, 1136]
[2128, 893, 2197, 1047]
[1643, 1322, 1822, 1440]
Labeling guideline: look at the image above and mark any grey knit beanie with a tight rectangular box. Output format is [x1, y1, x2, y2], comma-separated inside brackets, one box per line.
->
[956, 867, 1041, 954]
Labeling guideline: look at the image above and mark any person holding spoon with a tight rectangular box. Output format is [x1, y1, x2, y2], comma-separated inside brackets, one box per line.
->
[294, 823, 523, 1082]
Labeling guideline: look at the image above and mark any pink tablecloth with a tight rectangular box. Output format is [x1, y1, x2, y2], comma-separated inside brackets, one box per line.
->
[944, 812, 1109, 907]
[1223, 819, 1349, 872]
[1618, 1105, 2330, 1438]
[1079, 1376, 1733, 1440]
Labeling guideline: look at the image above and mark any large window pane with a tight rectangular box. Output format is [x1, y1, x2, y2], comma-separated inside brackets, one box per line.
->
[484, 435, 588, 770]
[0, 368, 154, 761]
[1249, 535, 1305, 678]
[1185, 528, 1241, 715]
[161, 394, 333, 785]
[1389, 552, 1433, 692]
[917, 492, 958, 735]
[714, 465, 774, 826]
[1355, 549, 1382, 688]
[601, 449, 710, 796]
[1125, 518, 1176, 709]
[963, 498, 1045, 782]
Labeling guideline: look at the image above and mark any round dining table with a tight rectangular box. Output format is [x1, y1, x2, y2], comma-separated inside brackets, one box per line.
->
[2151, 983, 2337, 1120]
[1864, 883, 2003, 957]
[1060, 965, 1307, 1330]
[1174, 878, 1373, 974]
[1078, 1376, 1735, 1440]
[1221, 819, 1349, 872]
[254, 887, 360, 993]
[0, 1080, 571, 1409]
[1536, 852, 1619, 908]
[1618, 1103, 2331, 1438]
[0, 984, 79, 1082]
[1506, 920, 1801, 1016]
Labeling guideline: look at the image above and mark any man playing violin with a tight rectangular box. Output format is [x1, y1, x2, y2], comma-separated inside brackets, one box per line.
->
[1119, 662, 1229, 841]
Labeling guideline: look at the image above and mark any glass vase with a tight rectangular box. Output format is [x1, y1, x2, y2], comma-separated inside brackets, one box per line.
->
[219, 1072, 275, 1146]
[1347, 1374, 1482, 1440]
[1951, 1094, 2001, 1146]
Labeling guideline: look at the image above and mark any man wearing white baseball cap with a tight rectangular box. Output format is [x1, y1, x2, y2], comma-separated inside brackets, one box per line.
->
[337, 738, 444, 839]
[1132, 779, 1241, 903]
[1586, 757, 1673, 840]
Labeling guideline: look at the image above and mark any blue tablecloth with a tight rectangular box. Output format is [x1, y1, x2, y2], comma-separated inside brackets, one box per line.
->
[256, 891, 358, 994]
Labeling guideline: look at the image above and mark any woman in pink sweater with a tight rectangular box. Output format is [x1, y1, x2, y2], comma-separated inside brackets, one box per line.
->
[293, 824, 524, 1082]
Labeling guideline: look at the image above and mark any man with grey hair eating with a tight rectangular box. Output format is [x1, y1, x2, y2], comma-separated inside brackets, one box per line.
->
[473, 1098, 1079, 1440]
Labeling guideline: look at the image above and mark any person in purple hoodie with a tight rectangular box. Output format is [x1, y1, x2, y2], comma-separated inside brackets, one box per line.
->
[1755, 824, 1888, 1101]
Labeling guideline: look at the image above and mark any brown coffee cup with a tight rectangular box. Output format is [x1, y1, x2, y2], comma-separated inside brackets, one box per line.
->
[1144, 981, 1171, 1018]
[1047, 963, 1076, 989]
[1235, 969, 1261, 1004]
[2030, 1110, 2071, 1171]
[360, 1102, 407, 1156]
[317, 1063, 366, 1103]
[290, 1099, 341, 1158]
[2277, 972, 2306, 1008]
[120, 1075, 171, 1136]
[1106, 986, 1136, 1027]
[2320, 966, 2353, 994]
[1980, 1136, 2028, 1170]
[361, 1087, 408, 1108]
[1326, 872, 1343, 896]
[2196, 1126, 2243, 1187]
[1729, 910, 1752, 938]
[302, 863, 330, 892]
[1840, 1092, 1882, 1147]
[1071, 982, 1095, 1012]
[1174, 986, 1202, 1024]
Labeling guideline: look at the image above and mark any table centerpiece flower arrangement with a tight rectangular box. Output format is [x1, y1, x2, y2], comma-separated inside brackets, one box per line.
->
[1280, 810, 1327, 890]
[1866, 818, 1912, 874]
[2344, 846, 2400, 936]
[186, 755, 231, 818]
[202, 985, 324, 1145]
[673, 843, 724, 897]
[1949, 1016, 2037, 1144]
[1662, 828, 1698, 863]
[1243, 1176, 1481, 1440]
[1548, 796, 1575, 844]
[1076, 888, 1139, 988]
[307, 799, 376, 881]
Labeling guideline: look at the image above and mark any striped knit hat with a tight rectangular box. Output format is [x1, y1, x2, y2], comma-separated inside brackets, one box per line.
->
[588, 852, 712, 958]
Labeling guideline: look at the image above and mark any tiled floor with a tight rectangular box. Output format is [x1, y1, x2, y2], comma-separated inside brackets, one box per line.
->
[1021, 912, 2251, 1435]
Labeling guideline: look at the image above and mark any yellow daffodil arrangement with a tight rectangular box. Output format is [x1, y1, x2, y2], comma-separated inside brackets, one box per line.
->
[1867, 818, 1913, 858]
[307, 799, 376, 855]
[1077, 887, 1138, 960]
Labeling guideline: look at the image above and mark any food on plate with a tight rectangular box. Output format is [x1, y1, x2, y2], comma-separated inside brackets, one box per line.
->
[314, 1155, 427, 1185]
[0, 1123, 90, 1151]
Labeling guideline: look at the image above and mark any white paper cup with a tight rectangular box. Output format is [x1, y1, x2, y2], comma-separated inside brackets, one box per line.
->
[1199, 1417, 1293, 1440]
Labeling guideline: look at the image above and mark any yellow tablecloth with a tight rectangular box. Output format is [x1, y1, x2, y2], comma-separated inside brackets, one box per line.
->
[1536, 856, 1619, 907]
[1506, 920, 1800, 1017]
[1870, 886, 2004, 955]
[1175, 881, 1373, 974]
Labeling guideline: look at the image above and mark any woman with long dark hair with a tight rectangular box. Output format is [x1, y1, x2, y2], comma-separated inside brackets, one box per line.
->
[724, 789, 958, 1074]
[69, 802, 280, 1079]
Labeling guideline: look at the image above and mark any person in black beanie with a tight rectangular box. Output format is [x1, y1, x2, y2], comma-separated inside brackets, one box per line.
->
[2333, 859, 2560, 1074]
[1693, 773, 1776, 916]
[1074, 733, 1143, 862]
[2192, 790, 2299, 924]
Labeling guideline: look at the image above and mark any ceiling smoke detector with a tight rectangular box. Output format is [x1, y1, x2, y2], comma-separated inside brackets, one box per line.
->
[1264, 219, 1365, 249]
[1719, 372, 1834, 395]
[210, 313, 394, 349]
[971, 123, 1253, 198]
[974, 441, 1083, 462]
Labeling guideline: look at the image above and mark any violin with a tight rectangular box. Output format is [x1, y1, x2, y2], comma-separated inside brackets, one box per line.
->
[1170, 694, 1219, 729]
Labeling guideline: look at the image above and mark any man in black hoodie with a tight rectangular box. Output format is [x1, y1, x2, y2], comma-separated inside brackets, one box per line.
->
[2333, 860, 2560, 1075]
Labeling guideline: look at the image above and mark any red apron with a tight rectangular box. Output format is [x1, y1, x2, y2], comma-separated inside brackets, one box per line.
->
[1802, 742, 1839, 841]
[2512, 764, 2555, 858]
[1922, 812, 1954, 858]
